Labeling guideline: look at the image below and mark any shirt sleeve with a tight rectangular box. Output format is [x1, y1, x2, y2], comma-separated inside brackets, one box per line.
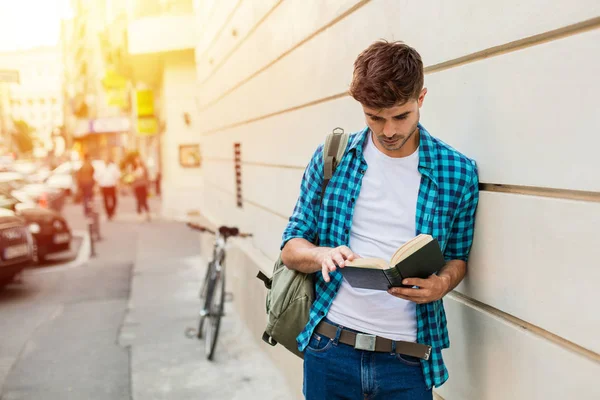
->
[444, 162, 479, 261]
[281, 144, 324, 250]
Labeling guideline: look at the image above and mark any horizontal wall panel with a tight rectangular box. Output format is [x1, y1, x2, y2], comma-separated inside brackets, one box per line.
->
[198, 0, 363, 107]
[243, 165, 303, 220]
[197, 0, 600, 117]
[422, 29, 600, 192]
[459, 191, 600, 353]
[201, 95, 365, 166]
[203, 181, 289, 262]
[195, 0, 280, 84]
[437, 296, 600, 400]
[204, 160, 302, 223]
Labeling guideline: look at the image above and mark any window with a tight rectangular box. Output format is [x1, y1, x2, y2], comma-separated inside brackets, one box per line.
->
[51, 97, 57, 105]
[40, 98, 46, 105]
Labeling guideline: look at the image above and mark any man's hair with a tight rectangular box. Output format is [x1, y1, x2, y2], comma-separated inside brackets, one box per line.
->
[349, 40, 424, 109]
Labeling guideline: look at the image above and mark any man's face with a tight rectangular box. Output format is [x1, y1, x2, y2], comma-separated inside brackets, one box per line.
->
[362, 88, 427, 157]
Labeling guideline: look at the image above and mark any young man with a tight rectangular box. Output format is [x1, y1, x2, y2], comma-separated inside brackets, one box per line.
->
[96, 156, 121, 220]
[281, 41, 479, 399]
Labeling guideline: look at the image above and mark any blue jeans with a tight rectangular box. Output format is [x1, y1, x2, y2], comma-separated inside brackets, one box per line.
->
[303, 320, 432, 400]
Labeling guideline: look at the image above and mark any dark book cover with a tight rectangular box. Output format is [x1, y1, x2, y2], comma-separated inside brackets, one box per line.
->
[340, 239, 446, 291]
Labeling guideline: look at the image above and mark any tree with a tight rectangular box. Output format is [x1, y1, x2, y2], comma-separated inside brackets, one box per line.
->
[11, 119, 35, 155]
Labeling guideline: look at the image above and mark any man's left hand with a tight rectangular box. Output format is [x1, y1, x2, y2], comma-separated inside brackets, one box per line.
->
[387, 274, 450, 304]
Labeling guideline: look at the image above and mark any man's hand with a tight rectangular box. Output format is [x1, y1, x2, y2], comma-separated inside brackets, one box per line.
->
[387, 274, 451, 304]
[316, 246, 360, 283]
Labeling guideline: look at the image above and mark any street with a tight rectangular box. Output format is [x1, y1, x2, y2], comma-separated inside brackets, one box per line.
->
[0, 194, 293, 400]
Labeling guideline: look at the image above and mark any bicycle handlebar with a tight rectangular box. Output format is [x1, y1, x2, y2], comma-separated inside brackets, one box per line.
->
[186, 222, 252, 239]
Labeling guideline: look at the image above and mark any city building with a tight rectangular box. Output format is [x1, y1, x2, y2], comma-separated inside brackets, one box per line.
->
[0, 47, 63, 156]
[125, 0, 196, 203]
[61, 0, 132, 162]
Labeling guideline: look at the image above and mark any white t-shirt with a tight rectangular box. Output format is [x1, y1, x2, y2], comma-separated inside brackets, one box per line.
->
[96, 163, 121, 188]
[327, 132, 422, 342]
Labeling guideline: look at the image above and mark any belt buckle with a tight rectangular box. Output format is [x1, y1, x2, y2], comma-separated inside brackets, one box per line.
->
[355, 333, 376, 351]
[424, 346, 432, 361]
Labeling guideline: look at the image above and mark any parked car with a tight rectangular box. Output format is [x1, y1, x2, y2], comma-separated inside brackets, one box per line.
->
[45, 160, 105, 196]
[19, 207, 71, 263]
[0, 187, 71, 263]
[0, 208, 34, 286]
[0, 172, 66, 212]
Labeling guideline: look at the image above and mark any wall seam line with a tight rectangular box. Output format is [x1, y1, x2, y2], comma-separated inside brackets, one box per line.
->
[197, 0, 285, 88]
[203, 161, 600, 202]
[196, 0, 372, 112]
[195, 0, 244, 65]
[449, 291, 600, 364]
[204, 180, 289, 220]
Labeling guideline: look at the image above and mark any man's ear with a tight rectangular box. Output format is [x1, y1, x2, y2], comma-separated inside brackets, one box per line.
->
[418, 88, 427, 108]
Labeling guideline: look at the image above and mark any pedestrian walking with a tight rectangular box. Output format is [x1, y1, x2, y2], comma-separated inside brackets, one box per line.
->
[132, 156, 151, 222]
[76, 154, 95, 217]
[280, 41, 480, 399]
[96, 156, 121, 220]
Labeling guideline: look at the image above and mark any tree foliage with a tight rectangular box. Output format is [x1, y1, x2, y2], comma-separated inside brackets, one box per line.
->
[11, 119, 35, 154]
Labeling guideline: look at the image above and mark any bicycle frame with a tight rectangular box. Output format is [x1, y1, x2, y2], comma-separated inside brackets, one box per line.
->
[185, 222, 252, 360]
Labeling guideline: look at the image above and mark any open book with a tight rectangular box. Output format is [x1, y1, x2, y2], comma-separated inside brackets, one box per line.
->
[340, 234, 445, 291]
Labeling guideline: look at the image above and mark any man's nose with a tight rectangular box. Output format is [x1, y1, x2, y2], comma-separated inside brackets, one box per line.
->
[382, 122, 395, 137]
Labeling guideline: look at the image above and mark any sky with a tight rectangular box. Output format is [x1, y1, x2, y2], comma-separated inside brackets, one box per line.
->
[0, 0, 72, 52]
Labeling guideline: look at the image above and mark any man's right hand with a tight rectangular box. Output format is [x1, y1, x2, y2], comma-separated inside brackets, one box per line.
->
[316, 246, 360, 283]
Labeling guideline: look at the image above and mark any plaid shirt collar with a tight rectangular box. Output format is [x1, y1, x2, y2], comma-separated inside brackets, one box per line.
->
[348, 124, 439, 185]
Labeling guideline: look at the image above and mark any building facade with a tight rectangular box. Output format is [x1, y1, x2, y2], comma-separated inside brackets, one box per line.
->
[126, 0, 197, 203]
[0, 47, 63, 156]
[61, 0, 132, 162]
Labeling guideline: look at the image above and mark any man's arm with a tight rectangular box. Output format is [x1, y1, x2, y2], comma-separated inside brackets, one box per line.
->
[280, 144, 360, 282]
[389, 164, 479, 303]
[387, 259, 466, 304]
[282, 238, 359, 283]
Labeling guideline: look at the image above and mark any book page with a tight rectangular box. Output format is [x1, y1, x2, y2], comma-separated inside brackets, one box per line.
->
[390, 234, 433, 266]
[345, 258, 389, 270]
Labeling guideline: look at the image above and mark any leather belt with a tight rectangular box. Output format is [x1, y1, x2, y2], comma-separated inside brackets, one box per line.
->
[315, 321, 432, 360]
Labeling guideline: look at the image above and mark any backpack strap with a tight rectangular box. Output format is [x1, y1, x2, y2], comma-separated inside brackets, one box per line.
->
[256, 270, 271, 289]
[321, 127, 349, 199]
[256, 127, 350, 285]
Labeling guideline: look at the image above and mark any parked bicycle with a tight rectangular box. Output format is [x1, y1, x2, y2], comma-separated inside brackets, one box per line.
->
[186, 222, 252, 360]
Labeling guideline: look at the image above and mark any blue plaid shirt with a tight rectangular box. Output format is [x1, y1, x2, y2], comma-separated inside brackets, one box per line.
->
[282, 124, 479, 389]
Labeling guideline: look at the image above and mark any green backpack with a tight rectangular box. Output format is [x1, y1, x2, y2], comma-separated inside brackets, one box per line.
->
[256, 128, 349, 358]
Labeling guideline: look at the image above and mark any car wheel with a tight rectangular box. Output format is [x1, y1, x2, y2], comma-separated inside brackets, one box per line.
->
[0, 273, 17, 287]
[33, 243, 48, 264]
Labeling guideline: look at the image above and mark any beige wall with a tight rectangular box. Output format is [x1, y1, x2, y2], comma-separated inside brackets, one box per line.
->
[159, 50, 206, 220]
[161, 1, 600, 398]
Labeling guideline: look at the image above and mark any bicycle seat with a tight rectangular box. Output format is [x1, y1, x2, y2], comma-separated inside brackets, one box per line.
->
[218, 226, 239, 237]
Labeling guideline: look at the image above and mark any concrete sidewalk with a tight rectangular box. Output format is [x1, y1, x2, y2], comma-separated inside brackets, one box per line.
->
[112, 207, 293, 399]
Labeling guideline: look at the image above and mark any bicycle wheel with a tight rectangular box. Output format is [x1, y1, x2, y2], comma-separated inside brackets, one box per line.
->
[203, 265, 225, 361]
[199, 260, 214, 300]
[197, 260, 215, 339]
